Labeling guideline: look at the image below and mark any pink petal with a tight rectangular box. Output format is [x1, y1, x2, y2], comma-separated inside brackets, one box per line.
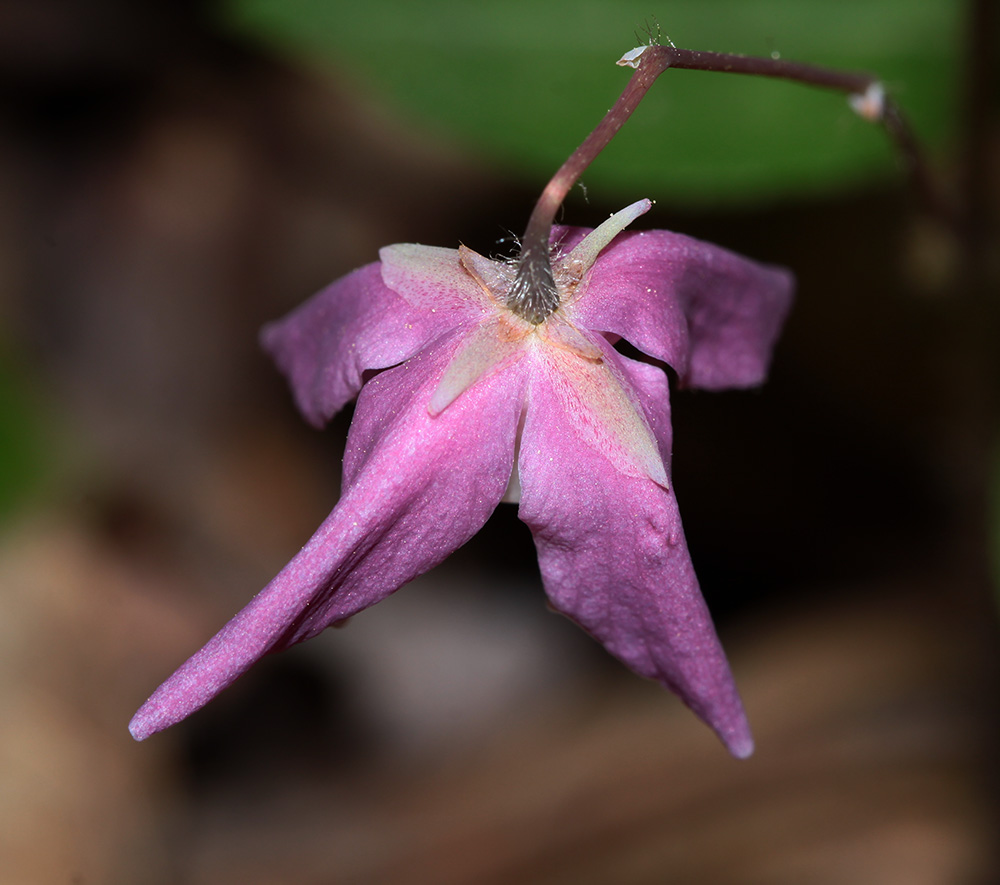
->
[130, 331, 526, 740]
[429, 314, 529, 416]
[380, 243, 498, 314]
[517, 346, 753, 758]
[556, 226, 794, 390]
[261, 263, 454, 428]
[459, 245, 514, 301]
[535, 332, 667, 488]
[538, 311, 603, 361]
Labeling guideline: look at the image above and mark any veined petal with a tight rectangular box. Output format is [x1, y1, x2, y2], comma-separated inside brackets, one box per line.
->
[517, 350, 753, 758]
[129, 332, 525, 740]
[564, 226, 794, 390]
[535, 332, 667, 489]
[429, 314, 529, 416]
[381, 243, 496, 316]
[261, 263, 454, 427]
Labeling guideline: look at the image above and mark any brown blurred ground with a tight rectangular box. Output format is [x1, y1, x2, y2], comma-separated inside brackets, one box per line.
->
[0, 3, 995, 883]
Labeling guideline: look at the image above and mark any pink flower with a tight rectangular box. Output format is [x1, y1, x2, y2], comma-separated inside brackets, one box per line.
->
[130, 199, 792, 756]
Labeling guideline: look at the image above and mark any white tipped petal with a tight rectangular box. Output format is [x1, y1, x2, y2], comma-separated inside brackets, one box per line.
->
[539, 336, 668, 489]
[429, 317, 528, 416]
[459, 246, 514, 303]
[540, 314, 603, 361]
[563, 199, 653, 279]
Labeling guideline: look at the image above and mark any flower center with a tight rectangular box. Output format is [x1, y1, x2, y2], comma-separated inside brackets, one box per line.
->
[505, 245, 560, 325]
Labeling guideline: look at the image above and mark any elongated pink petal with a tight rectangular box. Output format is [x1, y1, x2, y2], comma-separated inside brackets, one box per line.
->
[261, 263, 454, 428]
[517, 346, 753, 757]
[556, 226, 794, 390]
[130, 332, 526, 740]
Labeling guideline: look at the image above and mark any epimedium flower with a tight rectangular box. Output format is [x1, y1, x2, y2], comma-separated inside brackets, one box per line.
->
[130, 197, 793, 756]
[128, 40, 834, 756]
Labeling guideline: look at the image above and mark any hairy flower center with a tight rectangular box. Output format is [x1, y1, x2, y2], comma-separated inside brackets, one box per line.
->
[506, 246, 560, 324]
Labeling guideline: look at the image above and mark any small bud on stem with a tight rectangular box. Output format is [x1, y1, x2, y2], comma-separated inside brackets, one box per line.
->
[505, 40, 947, 324]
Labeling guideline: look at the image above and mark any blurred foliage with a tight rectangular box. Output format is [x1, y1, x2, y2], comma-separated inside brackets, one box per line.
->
[222, 0, 959, 204]
[0, 353, 48, 522]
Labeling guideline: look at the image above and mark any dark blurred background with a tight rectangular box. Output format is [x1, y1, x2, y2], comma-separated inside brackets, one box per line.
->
[0, 1, 996, 882]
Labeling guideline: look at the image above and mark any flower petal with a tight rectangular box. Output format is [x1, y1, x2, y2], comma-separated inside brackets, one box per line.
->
[559, 227, 794, 390]
[429, 314, 529, 416]
[130, 331, 525, 740]
[535, 333, 667, 488]
[380, 243, 497, 314]
[517, 349, 753, 758]
[261, 263, 453, 428]
[459, 245, 514, 301]
[559, 198, 651, 290]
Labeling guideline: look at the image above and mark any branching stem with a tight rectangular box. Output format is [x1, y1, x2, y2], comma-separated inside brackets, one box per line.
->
[506, 42, 949, 324]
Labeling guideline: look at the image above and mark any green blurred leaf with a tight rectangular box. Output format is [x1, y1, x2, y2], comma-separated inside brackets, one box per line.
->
[223, 0, 958, 204]
[0, 354, 49, 522]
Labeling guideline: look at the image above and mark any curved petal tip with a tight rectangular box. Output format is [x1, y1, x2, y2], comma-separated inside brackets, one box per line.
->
[725, 724, 755, 760]
[128, 708, 159, 742]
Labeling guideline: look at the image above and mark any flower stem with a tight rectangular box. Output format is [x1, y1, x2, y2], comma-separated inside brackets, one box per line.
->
[507, 41, 950, 323]
[506, 48, 663, 324]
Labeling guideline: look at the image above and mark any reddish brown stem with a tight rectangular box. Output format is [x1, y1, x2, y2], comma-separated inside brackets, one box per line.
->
[507, 42, 949, 324]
